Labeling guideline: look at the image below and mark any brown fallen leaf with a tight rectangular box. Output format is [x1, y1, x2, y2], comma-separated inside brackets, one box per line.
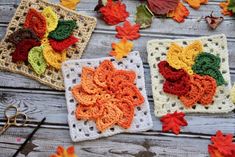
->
[205, 12, 224, 30]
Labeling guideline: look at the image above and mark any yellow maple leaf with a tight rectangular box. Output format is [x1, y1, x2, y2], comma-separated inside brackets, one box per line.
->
[110, 38, 133, 60]
[60, 0, 80, 10]
[50, 146, 78, 157]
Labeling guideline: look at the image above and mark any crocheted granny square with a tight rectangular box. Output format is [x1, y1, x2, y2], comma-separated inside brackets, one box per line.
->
[62, 51, 153, 142]
[147, 34, 235, 117]
[0, 0, 96, 90]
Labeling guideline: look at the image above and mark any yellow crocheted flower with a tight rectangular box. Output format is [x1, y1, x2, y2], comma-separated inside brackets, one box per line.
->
[50, 146, 78, 157]
[230, 83, 235, 104]
[42, 7, 59, 33]
[43, 44, 66, 70]
[166, 40, 203, 75]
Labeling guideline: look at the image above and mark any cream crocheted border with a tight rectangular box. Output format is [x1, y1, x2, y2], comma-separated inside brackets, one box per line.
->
[0, 0, 97, 90]
[62, 51, 153, 142]
[147, 34, 235, 117]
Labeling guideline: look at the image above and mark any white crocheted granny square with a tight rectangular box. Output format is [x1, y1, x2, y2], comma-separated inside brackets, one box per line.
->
[147, 34, 235, 117]
[62, 51, 153, 142]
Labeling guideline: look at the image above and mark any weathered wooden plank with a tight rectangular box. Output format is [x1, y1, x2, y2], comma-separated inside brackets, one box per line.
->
[0, 127, 213, 157]
[0, 89, 234, 135]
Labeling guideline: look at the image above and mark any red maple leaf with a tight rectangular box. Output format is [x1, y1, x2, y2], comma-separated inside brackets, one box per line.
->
[147, 0, 179, 15]
[115, 21, 140, 40]
[209, 130, 235, 157]
[99, 0, 129, 25]
[160, 111, 188, 135]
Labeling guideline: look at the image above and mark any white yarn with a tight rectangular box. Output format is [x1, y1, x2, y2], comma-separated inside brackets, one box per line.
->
[62, 51, 153, 142]
[147, 34, 235, 117]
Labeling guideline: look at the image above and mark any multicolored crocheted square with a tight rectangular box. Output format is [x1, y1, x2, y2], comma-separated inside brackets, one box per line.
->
[0, 0, 96, 90]
[62, 51, 153, 142]
[147, 34, 235, 117]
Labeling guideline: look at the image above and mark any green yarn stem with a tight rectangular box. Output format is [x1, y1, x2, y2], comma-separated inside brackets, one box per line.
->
[48, 20, 77, 40]
[28, 46, 47, 75]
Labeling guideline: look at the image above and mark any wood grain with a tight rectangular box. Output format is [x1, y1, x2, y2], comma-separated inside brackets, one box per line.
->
[0, 0, 234, 156]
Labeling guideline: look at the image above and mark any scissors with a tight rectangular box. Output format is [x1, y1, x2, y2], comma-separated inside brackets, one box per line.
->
[0, 105, 28, 135]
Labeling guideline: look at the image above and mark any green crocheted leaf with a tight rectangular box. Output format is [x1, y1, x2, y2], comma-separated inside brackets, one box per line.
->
[48, 20, 77, 40]
[135, 4, 154, 29]
[28, 46, 47, 75]
[194, 52, 221, 68]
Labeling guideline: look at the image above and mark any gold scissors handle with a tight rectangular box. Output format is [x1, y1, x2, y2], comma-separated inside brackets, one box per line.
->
[0, 105, 28, 135]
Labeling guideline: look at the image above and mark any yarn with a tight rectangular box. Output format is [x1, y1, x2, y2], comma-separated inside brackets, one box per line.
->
[49, 35, 78, 52]
[42, 7, 59, 33]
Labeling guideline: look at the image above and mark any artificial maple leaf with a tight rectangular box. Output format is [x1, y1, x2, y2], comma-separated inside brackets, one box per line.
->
[50, 146, 78, 157]
[147, 0, 179, 15]
[208, 145, 226, 157]
[184, 0, 208, 9]
[135, 4, 154, 29]
[115, 21, 140, 40]
[99, 0, 129, 25]
[60, 0, 80, 10]
[220, 0, 233, 16]
[209, 130, 235, 156]
[160, 111, 188, 135]
[167, 2, 190, 23]
[205, 12, 224, 30]
[110, 38, 133, 60]
[228, 0, 235, 13]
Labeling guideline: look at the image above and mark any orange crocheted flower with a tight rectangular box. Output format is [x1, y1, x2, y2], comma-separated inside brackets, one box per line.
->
[24, 8, 47, 38]
[99, 0, 129, 25]
[50, 146, 78, 157]
[72, 60, 144, 132]
[220, 0, 234, 16]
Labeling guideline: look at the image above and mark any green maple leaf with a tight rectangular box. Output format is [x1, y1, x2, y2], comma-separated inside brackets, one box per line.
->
[228, 0, 235, 13]
[135, 4, 154, 29]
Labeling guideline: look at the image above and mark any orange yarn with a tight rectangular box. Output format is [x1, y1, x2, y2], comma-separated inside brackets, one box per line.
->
[180, 79, 204, 108]
[94, 60, 115, 88]
[72, 60, 144, 132]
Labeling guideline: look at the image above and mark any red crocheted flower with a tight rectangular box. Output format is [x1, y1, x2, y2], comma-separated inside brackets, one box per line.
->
[208, 130, 235, 157]
[49, 36, 79, 52]
[99, 0, 129, 25]
[24, 8, 47, 38]
[11, 39, 41, 62]
[160, 111, 188, 135]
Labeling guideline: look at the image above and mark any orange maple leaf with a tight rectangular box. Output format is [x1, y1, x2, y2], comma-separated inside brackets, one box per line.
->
[220, 0, 234, 16]
[110, 38, 133, 60]
[115, 21, 140, 40]
[50, 146, 78, 157]
[60, 0, 80, 10]
[167, 2, 190, 23]
[184, 0, 208, 9]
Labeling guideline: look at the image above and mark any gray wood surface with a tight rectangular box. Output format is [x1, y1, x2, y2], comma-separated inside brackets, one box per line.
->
[0, 0, 234, 156]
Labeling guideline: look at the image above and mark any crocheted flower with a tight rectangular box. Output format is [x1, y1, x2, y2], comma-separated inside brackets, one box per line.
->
[11, 39, 40, 62]
[166, 41, 203, 75]
[192, 52, 225, 86]
[43, 44, 67, 70]
[184, 0, 208, 9]
[49, 20, 77, 40]
[24, 8, 47, 39]
[6, 28, 39, 45]
[49, 36, 78, 52]
[28, 46, 47, 75]
[50, 146, 78, 157]
[72, 60, 144, 132]
[110, 38, 133, 60]
[160, 111, 188, 135]
[208, 130, 235, 157]
[42, 7, 59, 33]
[115, 21, 140, 40]
[99, 0, 129, 25]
